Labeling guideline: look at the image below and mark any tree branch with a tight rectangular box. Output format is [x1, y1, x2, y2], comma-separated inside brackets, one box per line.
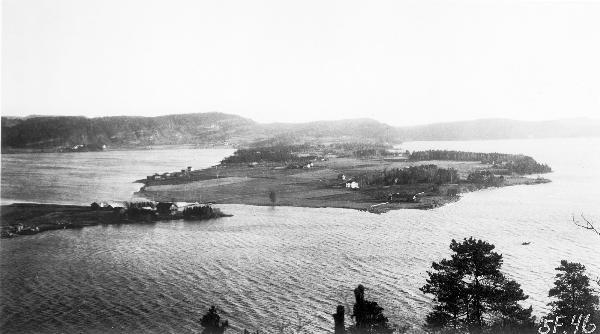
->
[571, 214, 600, 236]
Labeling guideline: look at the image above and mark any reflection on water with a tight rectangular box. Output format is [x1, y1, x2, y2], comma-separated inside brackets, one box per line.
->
[1, 138, 599, 333]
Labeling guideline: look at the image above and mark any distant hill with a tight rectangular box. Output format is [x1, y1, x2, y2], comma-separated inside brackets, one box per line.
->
[256, 118, 398, 145]
[1, 113, 257, 151]
[2, 113, 599, 152]
[1, 113, 396, 151]
[395, 118, 600, 141]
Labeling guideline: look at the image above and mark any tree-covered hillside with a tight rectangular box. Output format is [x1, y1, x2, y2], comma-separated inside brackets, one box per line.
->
[1, 114, 397, 151]
[1, 113, 256, 150]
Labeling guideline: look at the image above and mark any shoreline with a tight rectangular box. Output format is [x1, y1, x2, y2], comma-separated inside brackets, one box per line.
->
[0, 175, 550, 239]
[1, 144, 236, 155]
[0, 203, 231, 239]
[137, 178, 550, 214]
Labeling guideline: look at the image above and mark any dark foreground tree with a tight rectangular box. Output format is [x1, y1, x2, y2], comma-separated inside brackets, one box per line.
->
[349, 284, 395, 334]
[333, 305, 346, 334]
[200, 305, 229, 334]
[547, 260, 599, 322]
[421, 238, 535, 333]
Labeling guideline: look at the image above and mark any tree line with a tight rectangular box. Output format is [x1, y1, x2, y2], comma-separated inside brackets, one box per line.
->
[330, 142, 393, 158]
[358, 165, 459, 186]
[197, 238, 599, 333]
[466, 170, 504, 186]
[221, 145, 315, 164]
[182, 205, 222, 219]
[409, 150, 552, 174]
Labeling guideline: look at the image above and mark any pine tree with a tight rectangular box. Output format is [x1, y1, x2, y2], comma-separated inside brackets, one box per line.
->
[200, 306, 229, 334]
[333, 305, 346, 334]
[349, 285, 395, 334]
[421, 238, 535, 333]
[547, 260, 599, 322]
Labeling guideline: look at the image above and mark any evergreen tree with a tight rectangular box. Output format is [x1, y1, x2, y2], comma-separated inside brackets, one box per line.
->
[547, 260, 599, 322]
[421, 238, 535, 333]
[333, 305, 346, 334]
[489, 280, 536, 333]
[350, 285, 394, 334]
[200, 306, 229, 334]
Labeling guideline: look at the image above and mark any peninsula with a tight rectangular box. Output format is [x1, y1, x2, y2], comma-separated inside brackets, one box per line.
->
[0, 201, 230, 238]
[135, 144, 551, 213]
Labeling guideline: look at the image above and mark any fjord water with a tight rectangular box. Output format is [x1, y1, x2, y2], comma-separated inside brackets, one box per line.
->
[0, 148, 235, 205]
[1, 138, 599, 333]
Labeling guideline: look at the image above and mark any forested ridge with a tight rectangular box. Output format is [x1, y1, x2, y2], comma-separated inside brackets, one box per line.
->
[410, 150, 552, 174]
[3, 113, 598, 152]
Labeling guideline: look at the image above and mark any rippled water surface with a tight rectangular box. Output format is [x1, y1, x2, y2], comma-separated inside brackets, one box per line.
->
[1, 148, 235, 205]
[1, 139, 599, 333]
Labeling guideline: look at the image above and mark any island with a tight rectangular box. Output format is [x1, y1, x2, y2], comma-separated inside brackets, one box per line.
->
[135, 144, 552, 213]
[0, 201, 230, 238]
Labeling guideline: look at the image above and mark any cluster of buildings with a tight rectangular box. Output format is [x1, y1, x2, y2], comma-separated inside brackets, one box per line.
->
[338, 174, 359, 189]
[147, 166, 193, 181]
[1, 223, 40, 238]
[154, 201, 207, 215]
[62, 144, 107, 152]
[91, 200, 210, 215]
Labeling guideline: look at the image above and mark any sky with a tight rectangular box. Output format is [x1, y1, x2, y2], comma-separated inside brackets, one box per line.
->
[2, 0, 599, 126]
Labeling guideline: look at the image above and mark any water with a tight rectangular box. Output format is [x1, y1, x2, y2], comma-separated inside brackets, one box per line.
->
[1, 139, 599, 333]
[0, 148, 234, 205]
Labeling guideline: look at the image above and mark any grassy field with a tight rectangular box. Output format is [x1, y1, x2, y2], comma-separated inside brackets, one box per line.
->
[137, 156, 549, 212]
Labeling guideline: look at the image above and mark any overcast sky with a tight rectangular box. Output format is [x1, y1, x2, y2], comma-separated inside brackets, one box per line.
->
[2, 0, 599, 126]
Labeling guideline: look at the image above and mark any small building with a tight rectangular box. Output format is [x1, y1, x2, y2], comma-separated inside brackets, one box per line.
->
[103, 201, 127, 213]
[156, 201, 201, 214]
[346, 181, 359, 189]
[176, 202, 202, 211]
[104, 201, 126, 209]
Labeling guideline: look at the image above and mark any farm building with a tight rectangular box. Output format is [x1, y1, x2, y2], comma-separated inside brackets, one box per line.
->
[345, 181, 359, 189]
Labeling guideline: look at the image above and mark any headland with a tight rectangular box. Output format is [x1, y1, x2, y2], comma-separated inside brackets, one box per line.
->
[135, 145, 552, 213]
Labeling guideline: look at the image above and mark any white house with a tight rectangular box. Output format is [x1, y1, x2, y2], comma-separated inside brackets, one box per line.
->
[346, 181, 359, 189]
[174, 202, 201, 212]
